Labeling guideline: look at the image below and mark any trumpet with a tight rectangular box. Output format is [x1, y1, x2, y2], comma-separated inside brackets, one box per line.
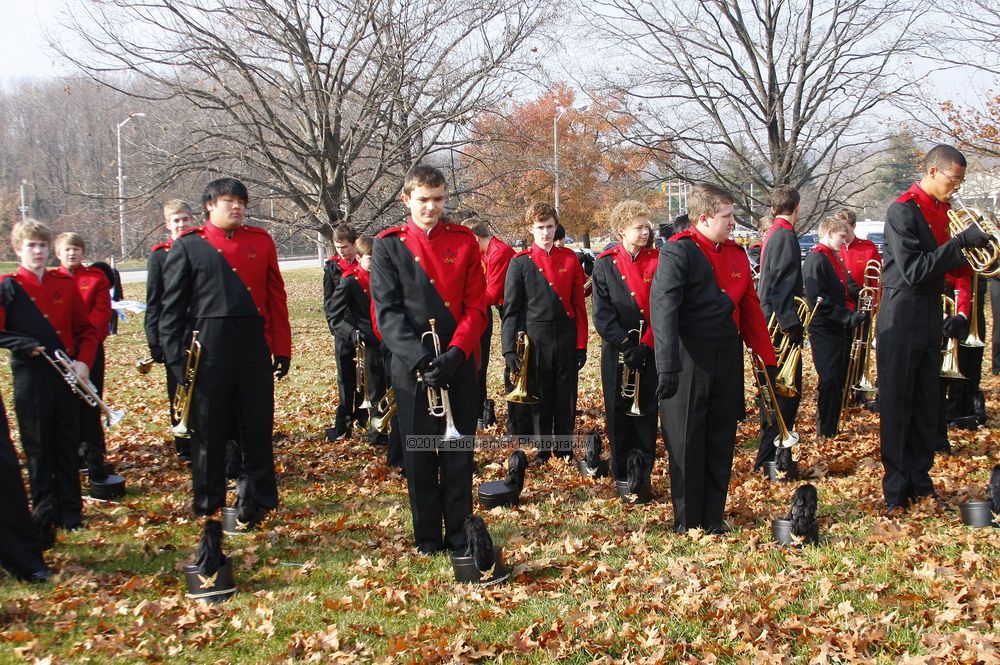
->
[504, 331, 539, 404]
[620, 321, 644, 417]
[172, 331, 202, 438]
[961, 275, 986, 348]
[371, 388, 397, 434]
[947, 196, 1000, 277]
[355, 336, 373, 410]
[136, 357, 155, 374]
[940, 296, 966, 379]
[772, 296, 823, 397]
[418, 319, 462, 441]
[42, 349, 125, 427]
[748, 350, 799, 449]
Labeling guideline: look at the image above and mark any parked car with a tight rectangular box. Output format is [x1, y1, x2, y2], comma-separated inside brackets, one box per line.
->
[798, 232, 819, 261]
[867, 232, 885, 255]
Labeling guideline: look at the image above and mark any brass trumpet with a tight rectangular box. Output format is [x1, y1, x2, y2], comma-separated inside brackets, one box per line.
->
[136, 357, 155, 374]
[841, 285, 878, 413]
[748, 350, 799, 449]
[504, 331, 539, 404]
[773, 296, 823, 397]
[946, 196, 1000, 277]
[42, 349, 125, 427]
[940, 296, 966, 379]
[961, 275, 986, 348]
[419, 319, 462, 441]
[620, 321, 644, 417]
[355, 336, 373, 409]
[172, 330, 202, 438]
[371, 388, 397, 434]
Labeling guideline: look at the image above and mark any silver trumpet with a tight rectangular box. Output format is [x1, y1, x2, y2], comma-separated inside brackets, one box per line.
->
[419, 318, 462, 441]
[43, 349, 125, 427]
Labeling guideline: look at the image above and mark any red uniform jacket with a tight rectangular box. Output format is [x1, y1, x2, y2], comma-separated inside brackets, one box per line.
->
[525, 244, 588, 349]
[596, 244, 658, 347]
[484, 236, 516, 307]
[57, 265, 112, 343]
[0, 267, 99, 368]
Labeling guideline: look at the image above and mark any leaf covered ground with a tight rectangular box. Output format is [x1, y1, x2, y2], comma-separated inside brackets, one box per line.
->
[1, 268, 999, 664]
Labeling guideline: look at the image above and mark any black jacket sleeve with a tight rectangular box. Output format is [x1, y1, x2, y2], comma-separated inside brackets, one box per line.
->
[370, 237, 432, 375]
[803, 253, 851, 327]
[144, 249, 164, 350]
[765, 230, 803, 330]
[159, 240, 194, 372]
[884, 200, 965, 289]
[331, 276, 356, 345]
[650, 241, 688, 374]
[591, 258, 631, 349]
[323, 260, 341, 336]
[500, 257, 527, 357]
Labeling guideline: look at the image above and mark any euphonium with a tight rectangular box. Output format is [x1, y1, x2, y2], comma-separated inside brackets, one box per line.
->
[355, 336, 373, 409]
[748, 350, 799, 449]
[940, 295, 966, 379]
[371, 387, 397, 434]
[419, 319, 461, 440]
[42, 349, 125, 427]
[504, 331, 539, 404]
[773, 296, 823, 397]
[136, 357, 155, 375]
[946, 196, 1000, 277]
[172, 330, 202, 438]
[621, 321, 644, 417]
[770, 297, 812, 368]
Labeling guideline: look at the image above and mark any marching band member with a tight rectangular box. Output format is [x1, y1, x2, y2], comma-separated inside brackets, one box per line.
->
[0, 220, 98, 530]
[878, 144, 990, 512]
[651, 183, 776, 533]
[502, 203, 587, 461]
[159, 178, 291, 541]
[803, 217, 864, 439]
[592, 200, 658, 483]
[458, 212, 516, 431]
[836, 209, 881, 407]
[754, 185, 804, 474]
[370, 164, 487, 554]
[324, 224, 362, 441]
[145, 200, 194, 460]
[55, 233, 114, 475]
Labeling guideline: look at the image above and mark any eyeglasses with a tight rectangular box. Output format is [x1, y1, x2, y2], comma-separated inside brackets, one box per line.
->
[939, 171, 965, 187]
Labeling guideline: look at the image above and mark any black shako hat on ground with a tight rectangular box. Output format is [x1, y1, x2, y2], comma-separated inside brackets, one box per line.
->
[576, 431, 609, 479]
[478, 450, 527, 509]
[450, 514, 509, 585]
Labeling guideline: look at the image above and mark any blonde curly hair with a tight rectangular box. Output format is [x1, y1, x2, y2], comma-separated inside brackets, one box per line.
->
[609, 200, 651, 238]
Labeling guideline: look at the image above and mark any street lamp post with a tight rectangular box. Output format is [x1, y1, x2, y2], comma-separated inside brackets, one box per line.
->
[552, 105, 588, 216]
[18, 179, 28, 221]
[117, 112, 146, 259]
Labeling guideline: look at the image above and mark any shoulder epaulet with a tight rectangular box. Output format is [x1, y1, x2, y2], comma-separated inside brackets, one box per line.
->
[179, 226, 204, 238]
[512, 248, 531, 258]
[723, 239, 740, 248]
[241, 224, 270, 236]
[669, 230, 693, 242]
[442, 223, 476, 239]
[377, 225, 406, 239]
[597, 247, 616, 259]
[151, 240, 171, 252]
[45, 267, 73, 280]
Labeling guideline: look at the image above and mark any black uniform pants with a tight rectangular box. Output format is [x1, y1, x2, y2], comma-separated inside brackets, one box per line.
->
[527, 319, 578, 458]
[394, 355, 477, 552]
[810, 325, 849, 437]
[0, 400, 47, 579]
[877, 288, 941, 506]
[600, 342, 657, 481]
[334, 337, 366, 430]
[991, 278, 1000, 374]
[80, 344, 106, 459]
[189, 317, 277, 517]
[476, 307, 494, 416]
[12, 358, 83, 526]
[660, 334, 742, 531]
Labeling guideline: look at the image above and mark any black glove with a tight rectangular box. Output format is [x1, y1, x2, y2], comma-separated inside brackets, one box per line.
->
[622, 343, 652, 369]
[849, 311, 869, 329]
[504, 352, 521, 376]
[957, 224, 992, 249]
[422, 347, 465, 388]
[170, 363, 188, 387]
[620, 337, 638, 353]
[765, 364, 779, 390]
[784, 323, 804, 346]
[272, 356, 291, 380]
[656, 371, 679, 400]
[576, 349, 587, 371]
[942, 314, 969, 340]
[352, 330, 377, 346]
[149, 345, 166, 363]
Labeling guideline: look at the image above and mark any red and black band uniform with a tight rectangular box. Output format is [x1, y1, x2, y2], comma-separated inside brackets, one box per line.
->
[0, 268, 98, 527]
[839, 236, 881, 401]
[480, 236, 516, 426]
[0, 395, 49, 580]
[591, 244, 659, 481]
[878, 183, 970, 507]
[651, 229, 776, 532]
[370, 220, 487, 553]
[370, 290, 404, 469]
[145, 240, 189, 456]
[803, 244, 860, 437]
[324, 254, 364, 436]
[159, 222, 291, 518]
[501, 244, 587, 458]
[939, 273, 973, 444]
[945, 272, 986, 427]
[59, 264, 112, 462]
[755, 218, 803, 469]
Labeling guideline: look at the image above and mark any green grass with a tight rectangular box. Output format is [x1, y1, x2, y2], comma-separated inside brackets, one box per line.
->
[1, 267, 1000, 663]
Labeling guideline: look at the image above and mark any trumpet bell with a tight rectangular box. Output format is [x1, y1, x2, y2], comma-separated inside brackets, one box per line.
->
[775, 431, 800, 449]
[626, 400, 643, 417]
[504, 383, 539, 405]
[107, 409, 126, 427]
[940, 349, 966, 379]
[960, 334, 986, 349]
